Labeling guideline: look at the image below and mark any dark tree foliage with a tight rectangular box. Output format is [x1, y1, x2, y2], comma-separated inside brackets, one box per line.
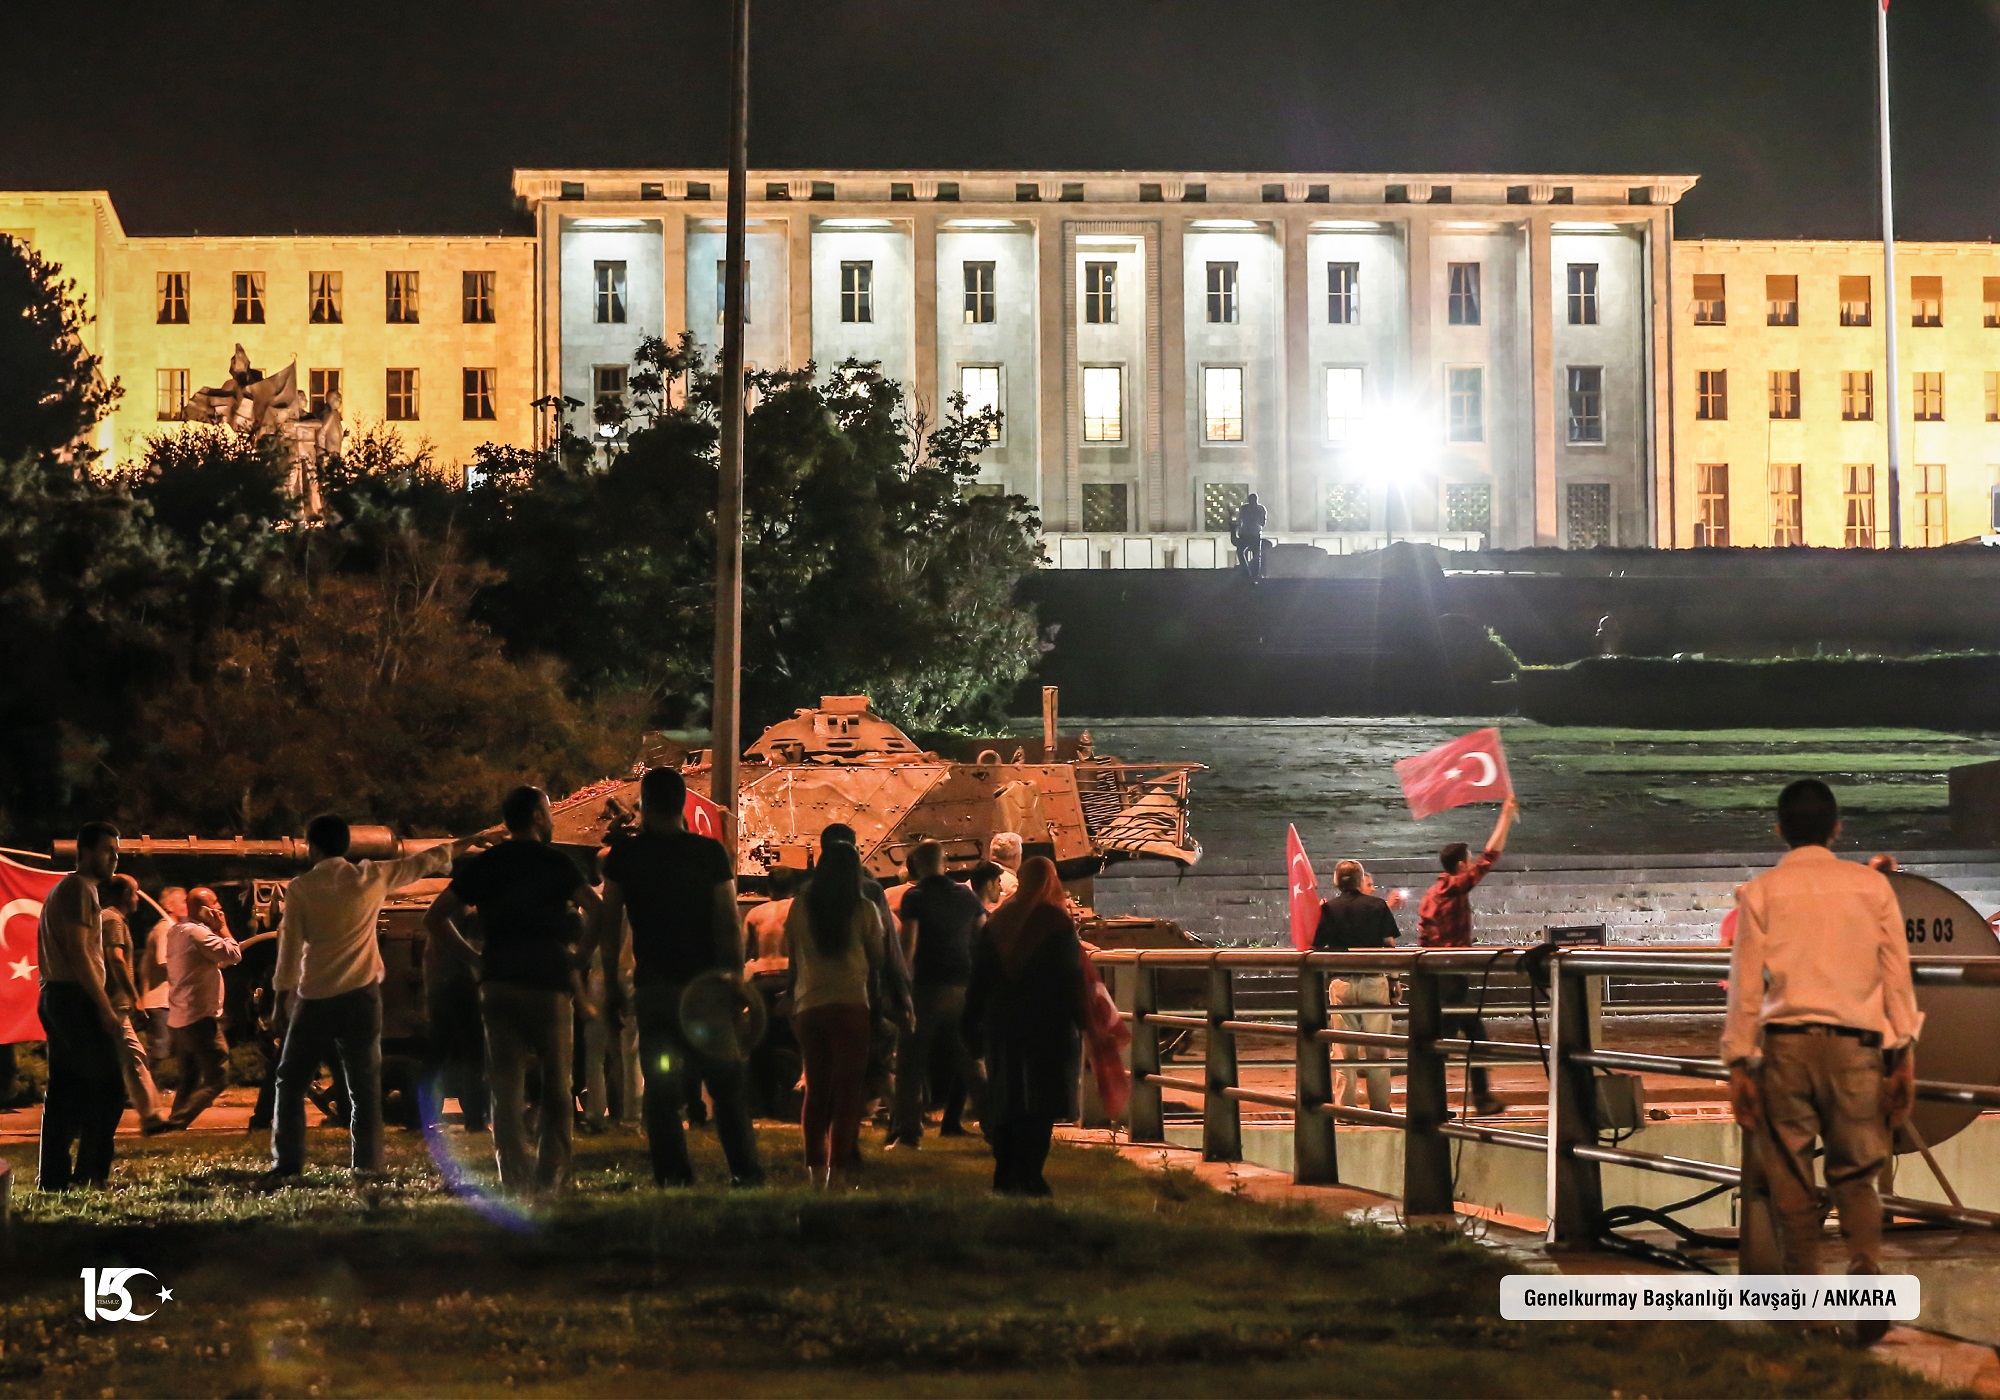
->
[466, 336, 1043, 731]
[0, 236, 121, 473]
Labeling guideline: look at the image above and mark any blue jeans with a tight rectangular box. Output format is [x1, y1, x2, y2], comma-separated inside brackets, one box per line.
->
[272, 985, 383, 1175]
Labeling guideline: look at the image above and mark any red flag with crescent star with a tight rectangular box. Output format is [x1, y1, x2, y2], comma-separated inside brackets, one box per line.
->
[1286, 824, 1319, 951]
[684, 789, 726, 841]
[1395, 728, 1515, 821]
[0, 856, 58, 1042]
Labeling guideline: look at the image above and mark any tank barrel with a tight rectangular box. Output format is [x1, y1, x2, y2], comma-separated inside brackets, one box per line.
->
[51, 825, 426, 867]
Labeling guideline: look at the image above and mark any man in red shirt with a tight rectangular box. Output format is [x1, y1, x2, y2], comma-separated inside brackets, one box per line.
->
[1417, 798, 1517, 1116]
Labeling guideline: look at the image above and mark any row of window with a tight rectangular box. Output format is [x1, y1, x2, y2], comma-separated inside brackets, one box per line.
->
[1078, 480, 1511, 539]
[156, 271, 498, 326]
[1690, 461, 1948, 547]
[154, 367, 499, 422]
[1691, 368, 2000, 422]
[1689, 273, 2000, 329]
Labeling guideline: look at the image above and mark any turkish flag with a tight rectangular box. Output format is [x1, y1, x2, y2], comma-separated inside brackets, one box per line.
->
[0, 856, 58, 1042]
[1286, 824, 1320, 951]
[1395, 728, 1514, 821]
[685, 789, 727, 842]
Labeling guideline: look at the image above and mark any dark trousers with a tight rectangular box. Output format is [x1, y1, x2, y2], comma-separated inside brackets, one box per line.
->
[795, 1002, 871, 1173]
[480, 983, 574, 1195]
[423, 976, 487, 1130]
[635, 981, 762, 1186]
[166, 1016, 230, 1128]
[890, 984, 982, 1142]
[989, 1113, 1055, 1196]
[38, 983, 124, 1190]
[272, 985, 383, 1175]
[1236, 535, 1265, 582]
[1435, 974, 1493, 1104]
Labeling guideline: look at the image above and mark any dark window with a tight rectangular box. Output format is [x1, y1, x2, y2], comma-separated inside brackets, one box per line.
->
[594, 262, 627, 324]
[810, 181, 836, 201]
[310, 271, 342, 325]
[1327, 263, 1359, 325]
[386, 271, 419, 324]
[765, 181, 791, 200]
[1385, 184, 1410, 203]
[1084, 262, 1116, 324]
[1182, 183, 1207, 202]
[1768, 369, 1801, 420]
[1627, 186, 1654, 205]
[1567, 366, 1604, 443]
[1696, 369, 1727, 420]
[1447, 263, 1481, 326]
[559, 181, 585, 200]
[1138, 183, 1163, 202]
[1205, 262, 1238, 324]
[840, 261, 873, 323]
[1428, 185, 1453, 204]
[1567, 264, 1598, 325]
[1306, 184, 1330, 202]
[935, 181, 960, 201]
[686, 181, 711, 200]
[462, 368, 496, 421]
[640, 182, 665, 200]
[1060, 183, 1085, 202]
[963, 262, 996, 324]
[1261, 183, 1286, 202]
[1015, 182, 1040, 202]
[156, 272, 189, 324]
[386, 368, 419, 421]
[462, 270, 495, 324]
[1506, 185, 1531, 204]
[232, 271, 265, 324]
[1551, 187, 1575, 204]
[891, 182, 914, 201]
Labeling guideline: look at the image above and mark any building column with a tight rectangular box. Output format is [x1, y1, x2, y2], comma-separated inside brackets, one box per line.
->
[539, 205, 565, 444]
[912, 211, 939, 422]
[1646, 209, 1674, 547]
[1282, 212, 1312, 532]
[1528, 212, 1558, 546]
[787, 215, 813, 372]
[661, 213, 687, 347]
[1158, 211, 1190, 529]
[1034, 212, 1072, 530]
[1402, 206, 1433, 450]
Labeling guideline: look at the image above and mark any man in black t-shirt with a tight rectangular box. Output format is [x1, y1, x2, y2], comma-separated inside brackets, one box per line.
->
[426, 785, 600, 1195]
[595, 766, 763, 1188]
[887, 840, 987, 1146]
[1312, 859, 1404, 1114]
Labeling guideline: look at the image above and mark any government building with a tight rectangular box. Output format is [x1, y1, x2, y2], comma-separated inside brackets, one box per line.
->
[6, 170, 1997, 559]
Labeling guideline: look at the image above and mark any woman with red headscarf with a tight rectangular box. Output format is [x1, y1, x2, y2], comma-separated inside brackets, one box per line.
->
[963, 856, 1086, 1196]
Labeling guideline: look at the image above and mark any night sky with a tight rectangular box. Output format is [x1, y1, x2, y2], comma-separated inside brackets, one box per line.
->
[4, 1, 1998, 240]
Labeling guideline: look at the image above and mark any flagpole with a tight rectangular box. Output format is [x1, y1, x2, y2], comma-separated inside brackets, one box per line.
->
[1877, 0, 1903, 548]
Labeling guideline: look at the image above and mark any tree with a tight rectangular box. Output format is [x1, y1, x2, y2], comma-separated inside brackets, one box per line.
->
[465, 339, 1043, 732]
[0, 236, 121, 474]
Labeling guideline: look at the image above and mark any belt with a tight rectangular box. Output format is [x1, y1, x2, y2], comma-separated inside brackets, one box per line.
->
[1763, 1021, 1882, 1049]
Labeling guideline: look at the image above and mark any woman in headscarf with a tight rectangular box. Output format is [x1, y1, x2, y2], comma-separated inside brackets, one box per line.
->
[964, 856, 1086, 1196]
[785, 842, 885, 1187]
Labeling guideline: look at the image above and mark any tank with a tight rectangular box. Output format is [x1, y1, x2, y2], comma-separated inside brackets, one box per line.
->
[548, 694, 1202, 885]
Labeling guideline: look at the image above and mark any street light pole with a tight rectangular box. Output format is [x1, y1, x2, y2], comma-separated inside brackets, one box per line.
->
[1876, 0, 1903, 548]
[711, 0, 750, 852]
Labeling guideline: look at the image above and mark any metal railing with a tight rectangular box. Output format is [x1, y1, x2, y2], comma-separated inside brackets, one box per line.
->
[1089, 945, 2000, 1244]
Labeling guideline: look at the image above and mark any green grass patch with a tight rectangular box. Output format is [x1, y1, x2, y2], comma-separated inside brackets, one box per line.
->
[0, 1129, 1934, 1397]
[1501, 725, 1981, 746]
[1536, 752, 1972, 775]
[1650, 784, 1950, 813]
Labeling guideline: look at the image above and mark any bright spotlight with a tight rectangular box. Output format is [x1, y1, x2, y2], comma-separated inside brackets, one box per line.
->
[1351, 400, 1439, 483]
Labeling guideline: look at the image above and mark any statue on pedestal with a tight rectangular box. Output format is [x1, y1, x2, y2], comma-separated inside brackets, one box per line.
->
[176, 344, 343, 510]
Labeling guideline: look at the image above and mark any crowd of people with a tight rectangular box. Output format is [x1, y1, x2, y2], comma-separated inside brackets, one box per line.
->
[24, 766, 1113, 1201]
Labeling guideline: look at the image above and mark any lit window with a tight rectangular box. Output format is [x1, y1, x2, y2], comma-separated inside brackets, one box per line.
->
[462, 368, 497, 421]
[1914, 371, 1944, 422]
[1693, 273, 1725, 325]
[1080, 482, 1128, 532]
[1842, 371, 1874, 421]
[963, 262, 995, 324]
[1327, 262, 1358, 325]
[1084, 262, 1117, 324]
[155, 369, 188, 421]
[1765, 275, 1798, 327]
[1443, 482, 1490, 535]
[310, 272, 342, 325]
[1202, 482, 1250, 532]
[308, 368, 342, 414]
[386, 271, 419, 324]
[1840, 276, 1872, 327]
[232, 271, 265, 324]
[1203, 366, 1244, 442]
[1567, 366, 1604, 443]
[1325, 482, 1369, 531]
[597, 261, 628, 324]
[1447, 263, 1481, 326]
[1988, 371, 2000, 422]
[1567, 483, 1612, 548]
[840, 260, 873, 323]
[959, 365, 1001, 445]
[1987, 278, 2000, 329]
[1325, 366, 1364, 443]
[1912, 275, 1943, 327]
[1844, 464, 1876, 547]
[463, 271, 495, 324]
[1567, 264, 1598, 325]
[1695, 463, 1730, 546]
[1768, 370, 1801, 420]
[1696, 369, 1727, 421]
[1916, 462, 1946, 546]
[1768, 464, 1803, 546]
[1447, 366, 1483, 443]
[1206, 262, 1238, 324]
[1081, 365, 1123, 441]
[156, 272, 189, 325]
[386, 368, 419, 421]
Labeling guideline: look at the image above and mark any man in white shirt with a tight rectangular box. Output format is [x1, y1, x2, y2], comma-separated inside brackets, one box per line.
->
[138, 888, 180, 1065]
[1725, 779, 1922, 1296]
[268, 815, 491, 1180]
[165, 887, 242, 1131]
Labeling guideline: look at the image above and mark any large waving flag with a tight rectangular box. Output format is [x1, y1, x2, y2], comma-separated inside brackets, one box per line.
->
[0, 856, 58, 1042]
[1395, 728, 1515, 821]
[1286, 825, 1319, 952]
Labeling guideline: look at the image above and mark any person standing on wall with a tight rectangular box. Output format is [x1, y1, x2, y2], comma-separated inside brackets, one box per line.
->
[36, 822, 125, 1190]
[595, 767, 764, 1188]
[1416, 797, 1518, 1118]
[164, 887, 242, 1131]
[888, 840, 987, 1147]
[268, 817, 492, 1182]
[1234, 492, 1269, 583]
[427, 786, 601, 1197]
[1727, 779, 1920, 1344]
[1313, 860, 1404, 1114]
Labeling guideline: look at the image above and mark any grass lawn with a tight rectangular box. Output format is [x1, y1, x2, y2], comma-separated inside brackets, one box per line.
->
[0, 1125, 1934, 1398]
[1648, 784, 1949, 813]
[1534, 753, 1966, 775]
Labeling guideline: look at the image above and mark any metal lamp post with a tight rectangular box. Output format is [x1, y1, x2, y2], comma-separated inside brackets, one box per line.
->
[712, 0, 750, 850]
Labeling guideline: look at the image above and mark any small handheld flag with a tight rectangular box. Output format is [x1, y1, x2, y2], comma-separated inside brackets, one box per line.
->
[1395, 728, 1515, 821]
[1286, 825, 1319, 952]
